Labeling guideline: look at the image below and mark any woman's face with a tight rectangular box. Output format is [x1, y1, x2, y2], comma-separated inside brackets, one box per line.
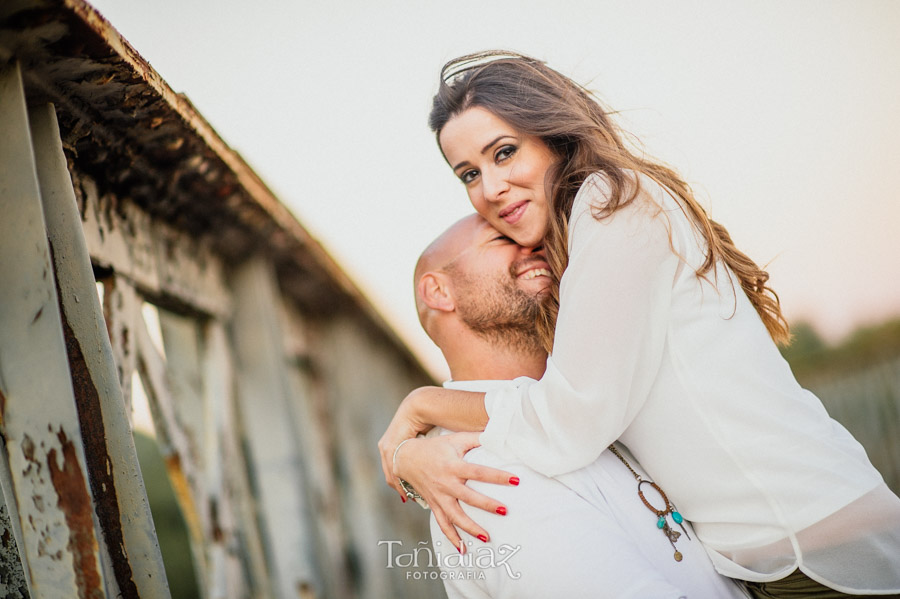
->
[439, 106, 556, 248]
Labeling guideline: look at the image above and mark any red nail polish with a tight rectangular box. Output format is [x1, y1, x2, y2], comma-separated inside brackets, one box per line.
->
[495, 506, 507, 516]
[401, 495, 406, 503]
[509, 476, 520, 486]
[477, 534, 488, 543]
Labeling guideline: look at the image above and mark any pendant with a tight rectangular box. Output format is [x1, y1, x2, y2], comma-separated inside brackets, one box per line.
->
[638, 480, 691, 562]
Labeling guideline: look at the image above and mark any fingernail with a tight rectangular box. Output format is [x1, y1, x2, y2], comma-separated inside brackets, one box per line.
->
[401, 496, 406, 503]
[477, 534, 488, 543]
[509, 476, 520, 486]
[495, 506, 507, 516]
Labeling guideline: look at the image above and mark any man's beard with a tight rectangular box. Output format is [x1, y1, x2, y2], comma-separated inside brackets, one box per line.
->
[451, 265, 544, 356]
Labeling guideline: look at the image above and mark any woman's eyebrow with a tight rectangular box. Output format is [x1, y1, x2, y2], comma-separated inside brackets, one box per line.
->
[451, 135, 515, 171]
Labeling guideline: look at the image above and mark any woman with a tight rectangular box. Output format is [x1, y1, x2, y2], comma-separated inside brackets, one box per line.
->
[379, 51, 900, 597]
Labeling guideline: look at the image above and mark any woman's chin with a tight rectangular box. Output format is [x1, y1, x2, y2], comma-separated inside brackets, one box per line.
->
[512, 230, 548, 249]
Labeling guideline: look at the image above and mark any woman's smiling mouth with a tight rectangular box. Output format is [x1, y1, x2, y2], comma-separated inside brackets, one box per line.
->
[499, 200, 529, 225]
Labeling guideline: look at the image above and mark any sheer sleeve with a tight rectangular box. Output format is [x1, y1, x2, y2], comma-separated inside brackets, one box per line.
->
[479, 173, 683, 477]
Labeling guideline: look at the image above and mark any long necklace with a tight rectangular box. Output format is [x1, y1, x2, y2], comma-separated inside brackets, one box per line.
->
[607, 444, 691, 562]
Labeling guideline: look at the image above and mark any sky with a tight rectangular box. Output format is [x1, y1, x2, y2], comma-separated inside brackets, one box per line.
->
[88, 0, 900, 379]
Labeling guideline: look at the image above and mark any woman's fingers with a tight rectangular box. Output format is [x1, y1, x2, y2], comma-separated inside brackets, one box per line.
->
[453, 481, 510, 518]
[445, 506, 492, 548]
[431, 493, 493, 552]
[447, 430, 482, 453]
[430, 505, 463, 553]
[461, 462, 520, 487]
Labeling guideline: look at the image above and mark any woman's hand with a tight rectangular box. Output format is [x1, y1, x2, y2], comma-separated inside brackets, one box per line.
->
[378, 387, 437, 497]
[379, 386, 489, 498]
[393, 432, 517, 552]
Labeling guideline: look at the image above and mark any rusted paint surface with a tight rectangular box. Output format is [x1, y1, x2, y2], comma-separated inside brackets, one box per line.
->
[0, 60, 107, 597]
[58, 305, 139, 599]
[161, 453, 204, 557]
[31, 99, 169, 598]
[46, 430, 103, 599]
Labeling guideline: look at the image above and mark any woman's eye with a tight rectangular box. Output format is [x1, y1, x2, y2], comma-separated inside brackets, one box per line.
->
[460, 169, 479, 184]
[495, 145, 517, 162]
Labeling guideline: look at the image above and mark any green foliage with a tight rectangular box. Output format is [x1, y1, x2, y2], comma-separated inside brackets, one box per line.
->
[782, 317, 900, 495]
[782, 318, 900, 384]
[133, 431, 201, 599]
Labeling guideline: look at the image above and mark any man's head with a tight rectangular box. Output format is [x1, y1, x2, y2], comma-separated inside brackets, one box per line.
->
[414, 214, 552, 359]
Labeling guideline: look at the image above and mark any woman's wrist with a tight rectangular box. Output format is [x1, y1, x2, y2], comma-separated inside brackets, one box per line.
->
[408, 386, 441, 428]
[401, 386, 438, 433]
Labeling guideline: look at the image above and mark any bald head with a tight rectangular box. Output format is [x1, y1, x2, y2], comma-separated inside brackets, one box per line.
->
[414, 214, 488, 325]
[414, 214, 487, 290]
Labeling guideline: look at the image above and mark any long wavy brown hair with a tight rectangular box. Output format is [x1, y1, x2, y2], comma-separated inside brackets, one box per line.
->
[429, 51, 790, 353]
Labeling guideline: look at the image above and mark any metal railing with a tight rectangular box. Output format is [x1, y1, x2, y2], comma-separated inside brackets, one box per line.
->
[0, 7, 440, 594]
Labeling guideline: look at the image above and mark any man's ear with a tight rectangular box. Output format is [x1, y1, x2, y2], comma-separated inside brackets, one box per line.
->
[417, 272, 455, 312]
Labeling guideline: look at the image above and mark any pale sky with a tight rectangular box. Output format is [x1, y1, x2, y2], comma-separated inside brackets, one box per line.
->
[89, 0, 900, 378]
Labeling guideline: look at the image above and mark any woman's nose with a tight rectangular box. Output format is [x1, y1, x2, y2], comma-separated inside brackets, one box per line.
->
[481, 170, 509, 202]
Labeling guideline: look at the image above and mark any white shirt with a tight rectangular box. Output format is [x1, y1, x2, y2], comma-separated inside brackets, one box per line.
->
[478, 172, 900, 591]
[428, 379, 747, 599]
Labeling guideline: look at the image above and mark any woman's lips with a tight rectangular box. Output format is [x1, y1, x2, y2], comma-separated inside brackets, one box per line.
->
[499, 201, 528, 225]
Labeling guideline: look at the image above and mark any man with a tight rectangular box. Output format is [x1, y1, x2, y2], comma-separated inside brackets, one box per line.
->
[401, 214, 746, 598]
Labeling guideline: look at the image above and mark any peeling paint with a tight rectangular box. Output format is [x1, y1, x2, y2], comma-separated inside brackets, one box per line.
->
[58, 286, 140, 599]
[47, 429, 103, 599]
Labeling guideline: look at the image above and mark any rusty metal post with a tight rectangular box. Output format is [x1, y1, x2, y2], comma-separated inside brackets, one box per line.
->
[29, 102, 172, 599]
[0, 61, 107, 598]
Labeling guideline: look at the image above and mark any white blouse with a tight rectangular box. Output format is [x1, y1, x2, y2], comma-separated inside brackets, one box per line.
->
[430, 379, 747, 599]
[478, 172, 900, 591]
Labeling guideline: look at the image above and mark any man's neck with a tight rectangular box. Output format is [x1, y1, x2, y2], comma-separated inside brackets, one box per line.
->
[446, 344, 546, 382]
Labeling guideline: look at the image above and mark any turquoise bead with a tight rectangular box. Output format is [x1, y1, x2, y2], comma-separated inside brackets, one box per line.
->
[657, 517, 666, 529]
[673, 512, 683, 524]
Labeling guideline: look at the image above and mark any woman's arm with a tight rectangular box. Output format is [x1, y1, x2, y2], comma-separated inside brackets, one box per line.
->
[377, 386, 487, 497]
[377, 388, 518, 546]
